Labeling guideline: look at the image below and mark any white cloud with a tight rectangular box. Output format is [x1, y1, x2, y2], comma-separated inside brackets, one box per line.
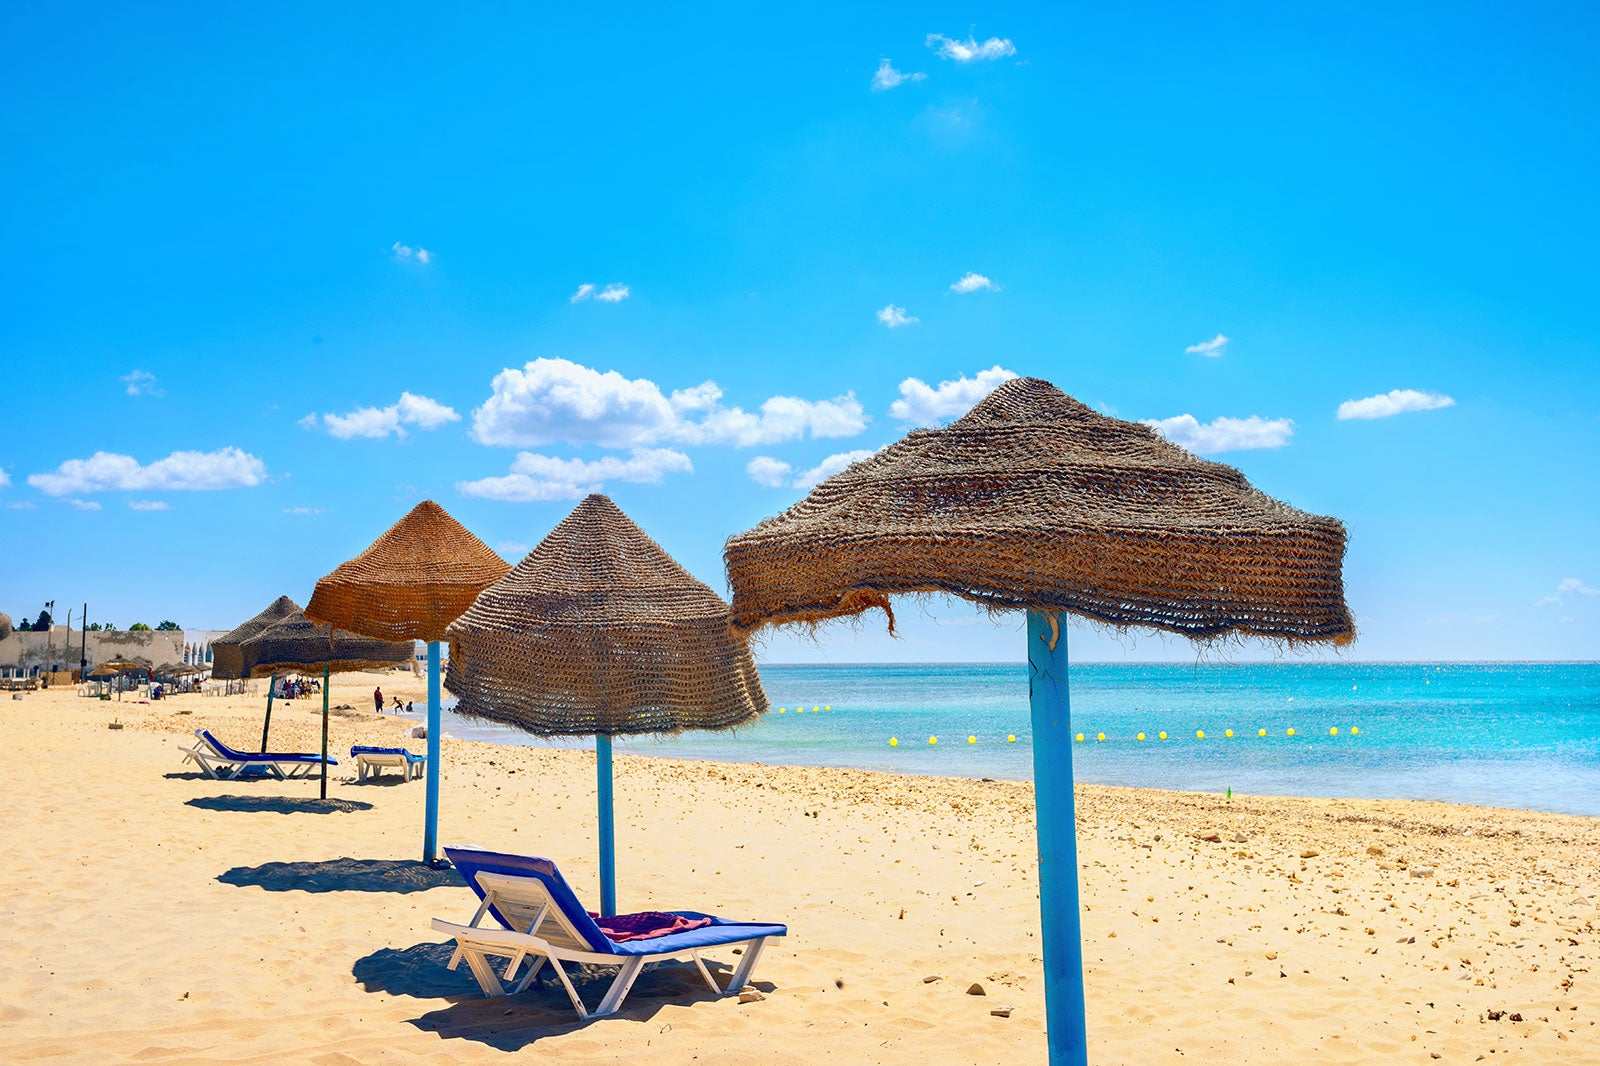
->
[456, 448, 692, 502]
[66, 499, 102, 511]
[302, 391, 461, 440]
[0, 467, 8, 489]
[1336, 388, 1456, 421]
[283, 506, 323, 515]
[1141, 414, 1295, 454]
[392, 241, 433, 265]
[122, 369, 162, 396]
[748, 449, 881, 490]
[127, 500, 170, 511]
[745, 456, 792, 487]
[1535, 577, 1599, 607]
[872, 58, 926, 91]
[926, 33, 1016, 62]
[28, 447, 267, 496]
[1185, 333, 1229, 357]
[496, 540, 531, 560]
[876, 304, 918, 328]
[794, 449, 879, 489]
[6, 501, 35, 510]
[890, 365, 1018, 426]
[949, 272, 999, 294]
[571, 282, 629, 304]
[470, 358, 867, 449]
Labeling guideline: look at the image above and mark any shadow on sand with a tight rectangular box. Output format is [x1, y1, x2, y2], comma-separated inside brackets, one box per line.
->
[218, 857, 464, 893]
[352, 940, 771, 1049]
[186, 795, 374, 815]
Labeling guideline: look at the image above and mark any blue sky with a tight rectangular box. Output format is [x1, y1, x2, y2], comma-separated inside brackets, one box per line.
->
[2, 3, 1596, 662]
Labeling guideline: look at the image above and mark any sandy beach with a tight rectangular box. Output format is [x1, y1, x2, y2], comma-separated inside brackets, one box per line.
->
[2, 674, 1595, 1065]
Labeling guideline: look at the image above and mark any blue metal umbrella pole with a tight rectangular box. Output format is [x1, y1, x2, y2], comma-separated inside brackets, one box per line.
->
[1028, 610, 1088, 1065]
[424, 641, 443, 865]
[596, 733, 616, 917]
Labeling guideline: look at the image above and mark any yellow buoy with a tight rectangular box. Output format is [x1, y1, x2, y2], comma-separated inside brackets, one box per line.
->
[825, 704, 832, 709]
[1329, 727, 1339, 736]
[1257, 728, 1266, 737]
[928, 736, 938, 746]
[968, 735, 977, 744]
[812, 706, 819, 713]
[1137, 732, 1146, 741]
[1224, 729, 1234, 738]
[1096, 732, 1106, 742]
[1196, 730, 1206, 739]
[889, 737, 898, 747]
[1351, 726, 1360, 735]
[1007, 734, 1016, 743]
[1075, 733, 1084, 742]
[778, 708, 785, 713]
[1287, 727, 1296, 737]
[1159, 731, 1168, 740]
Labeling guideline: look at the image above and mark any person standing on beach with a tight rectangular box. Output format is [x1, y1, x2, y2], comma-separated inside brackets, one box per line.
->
[373, 686, 384, 713]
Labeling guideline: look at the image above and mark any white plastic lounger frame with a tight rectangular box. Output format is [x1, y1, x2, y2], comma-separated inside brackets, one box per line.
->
[355, 751, 425, 782]
[179, 730, 328, 780]
[432, 871, 772, 1021]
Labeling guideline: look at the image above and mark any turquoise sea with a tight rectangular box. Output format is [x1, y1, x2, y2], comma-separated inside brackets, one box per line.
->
[427, 663, 1600, 817]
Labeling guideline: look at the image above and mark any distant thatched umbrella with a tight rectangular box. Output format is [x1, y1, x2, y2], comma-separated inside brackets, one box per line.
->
[0, 613, 11, 641]
[210, 595, 304, 753]
[241, 615, 413, 799]
[724, 377, 1354, 1064]
[446, 494, 767, 914]
[304, 499, 508, 864]
[87, 657, 150, 679]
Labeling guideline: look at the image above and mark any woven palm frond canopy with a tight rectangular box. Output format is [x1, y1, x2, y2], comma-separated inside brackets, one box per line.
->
[446, 493, 768, 738]
[726, 376, 1355, 646]
[210, 595, 303, 681]
[239, 615, 414, 678]
[0, 613, 11, 641]
[305, 500, 510, 643]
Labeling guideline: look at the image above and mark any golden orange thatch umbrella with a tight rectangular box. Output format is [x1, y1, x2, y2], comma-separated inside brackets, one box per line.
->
[446, 494, 767, 914]
[304, 500, 508, 861]
[210, 595, 304, 752]
[725, 377, 1354, 1064]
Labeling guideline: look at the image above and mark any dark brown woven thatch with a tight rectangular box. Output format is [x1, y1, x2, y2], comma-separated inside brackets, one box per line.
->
[725, 377, 1355, 646]
[210, 596, 303, 680]
[304, 500, 510, 643]
[445, 494, 768, 737]
[240, 614, 414, 678]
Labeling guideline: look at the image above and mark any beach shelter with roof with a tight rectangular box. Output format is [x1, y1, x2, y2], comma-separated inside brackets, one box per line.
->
[0, 613, 11, 641]
[444, 494, 768, 916]
[724, 377, 1355, 1065]
[210, 595, 304, 752]
[239, 615, 413, 799]
[303, 500, 509, 863]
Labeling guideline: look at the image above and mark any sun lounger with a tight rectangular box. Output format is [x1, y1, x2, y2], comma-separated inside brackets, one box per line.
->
[350, 745, 427, 782]
[432, 846, 787, 1020]
[180, 729, 337, 780]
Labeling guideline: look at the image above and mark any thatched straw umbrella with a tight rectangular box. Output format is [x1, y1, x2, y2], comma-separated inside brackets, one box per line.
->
[724, 377, 1354, 1064]
[445, 494, 767, 915]
[240, 615, 413, 799]
[0, 613, 11, 641]
[211, 595, 303, 751]
[303, 500, 508, 863]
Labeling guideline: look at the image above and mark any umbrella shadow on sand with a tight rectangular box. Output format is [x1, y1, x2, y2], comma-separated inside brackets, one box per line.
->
[217, 857, 463, 893]
[352, 940, 772, 1050]
[186, 795, 374, 815]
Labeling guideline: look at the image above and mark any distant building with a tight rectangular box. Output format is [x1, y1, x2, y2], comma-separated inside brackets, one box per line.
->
[0, 626, 186, 678]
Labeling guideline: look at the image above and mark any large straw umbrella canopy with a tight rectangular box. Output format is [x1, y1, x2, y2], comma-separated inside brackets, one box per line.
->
[445, 493, 767, 914]
[445, 494, 767, 736]
[724, 377, 1354, 1064]
[303, 499, 508, 864]
[304, 500, 509, 643]
[726, 377, 1354, 643]
[0, 613, 11, 641]
[210, 596, 303, 681]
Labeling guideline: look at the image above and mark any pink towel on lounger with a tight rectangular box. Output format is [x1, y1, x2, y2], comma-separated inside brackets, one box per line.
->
[590, 910, 713, 943]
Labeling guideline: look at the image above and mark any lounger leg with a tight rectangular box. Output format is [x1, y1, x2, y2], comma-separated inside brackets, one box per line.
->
[511, 954, 547, 994]
[593, 957, 645, 1017]
[724, 938, 768, 993]
[447, 945, 465, 971]
[462, 947, 507, 997]
[690, 951, 722, 994]
[548, 959, 590, 1020]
